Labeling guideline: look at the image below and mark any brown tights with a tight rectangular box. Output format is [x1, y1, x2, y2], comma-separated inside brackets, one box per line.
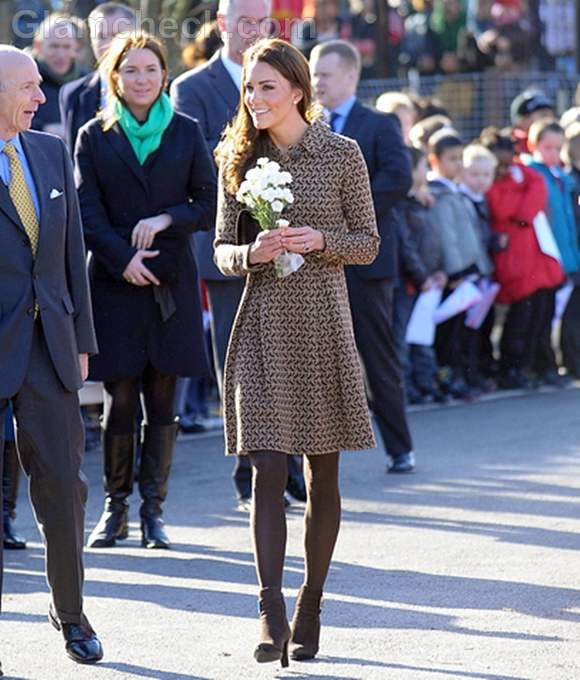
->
[248, 451, 341, 591]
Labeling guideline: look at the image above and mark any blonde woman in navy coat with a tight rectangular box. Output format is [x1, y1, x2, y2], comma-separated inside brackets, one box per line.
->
[74, 32, 216, 550]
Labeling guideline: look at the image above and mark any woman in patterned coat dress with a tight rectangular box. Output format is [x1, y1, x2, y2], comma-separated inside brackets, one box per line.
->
[214, 39, 379, 668]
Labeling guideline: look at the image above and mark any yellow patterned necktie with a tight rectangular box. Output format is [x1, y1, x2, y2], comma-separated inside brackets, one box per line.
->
[4, 142, 39, 257]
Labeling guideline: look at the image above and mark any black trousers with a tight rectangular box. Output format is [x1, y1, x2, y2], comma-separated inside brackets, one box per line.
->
[500, 288, 557, 374]
[561, 285, 580, 377]
[347, 274, 413, 459]
[205, 278, 252, 498]
[0, 322, 87, 623]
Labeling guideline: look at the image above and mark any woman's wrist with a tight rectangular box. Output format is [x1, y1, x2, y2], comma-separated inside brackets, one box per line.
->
[159, 213, 173, 229]
[313, 229, 325, 252]
[248, 242, 259, 265]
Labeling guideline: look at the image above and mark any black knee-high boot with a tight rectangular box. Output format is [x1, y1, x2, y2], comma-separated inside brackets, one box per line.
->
[139, 423, 177, 549]
[3, 440, 26, 550]
[87, 431, 136, 548]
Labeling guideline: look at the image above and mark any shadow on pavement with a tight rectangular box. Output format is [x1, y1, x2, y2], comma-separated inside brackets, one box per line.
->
[314, 658, 533, 680]
[97, 662, 209, 679]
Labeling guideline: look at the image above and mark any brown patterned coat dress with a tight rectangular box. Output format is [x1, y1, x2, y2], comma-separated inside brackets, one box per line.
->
[214, 120, 380, 456]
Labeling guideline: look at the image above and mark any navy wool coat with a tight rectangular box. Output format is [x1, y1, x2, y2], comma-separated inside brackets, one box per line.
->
[74, 112, 217, 381]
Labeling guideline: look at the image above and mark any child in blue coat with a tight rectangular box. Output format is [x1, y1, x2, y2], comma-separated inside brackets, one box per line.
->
[527, 119, 580, 384]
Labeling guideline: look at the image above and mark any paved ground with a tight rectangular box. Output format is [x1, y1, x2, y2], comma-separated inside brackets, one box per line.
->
[2, 388, 580, 680]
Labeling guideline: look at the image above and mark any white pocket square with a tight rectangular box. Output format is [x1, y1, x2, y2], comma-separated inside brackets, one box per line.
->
[50, 189, 63, 199]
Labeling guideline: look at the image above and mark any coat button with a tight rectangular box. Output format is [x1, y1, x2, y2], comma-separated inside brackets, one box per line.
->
[27, 307, 34, 316]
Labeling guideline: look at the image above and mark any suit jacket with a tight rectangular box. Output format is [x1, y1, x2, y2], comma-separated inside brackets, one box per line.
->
[0, 130, 97, 398]
[170, 50, 240, 281]
[59, 71, 101, 153]
[341, 100, 412, 281]
[74, 112, 216, 381]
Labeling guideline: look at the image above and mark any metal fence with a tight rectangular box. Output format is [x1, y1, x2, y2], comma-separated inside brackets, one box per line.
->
[358, 71, 579, 141]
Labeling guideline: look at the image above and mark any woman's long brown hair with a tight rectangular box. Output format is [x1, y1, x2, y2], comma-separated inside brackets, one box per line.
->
[215, 38, 320, 195]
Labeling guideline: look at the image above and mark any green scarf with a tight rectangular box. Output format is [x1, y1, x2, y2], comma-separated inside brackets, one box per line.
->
[115, 93, 174, 165]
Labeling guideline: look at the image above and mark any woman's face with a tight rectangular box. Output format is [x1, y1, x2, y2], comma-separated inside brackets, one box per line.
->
[244, 60, 303, 131]
[116, 48, 165, 113]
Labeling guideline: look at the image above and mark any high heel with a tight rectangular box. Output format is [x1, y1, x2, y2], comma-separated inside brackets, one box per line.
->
[254, 587, 291, 668]
[289, 585, 323, 661]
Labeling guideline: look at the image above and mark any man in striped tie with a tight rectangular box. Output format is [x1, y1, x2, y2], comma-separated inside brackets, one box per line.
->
[0, 46, 103, 668]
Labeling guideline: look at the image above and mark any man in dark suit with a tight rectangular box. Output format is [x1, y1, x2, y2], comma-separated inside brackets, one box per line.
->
[171, 0, 275, 509]
[59, 1, 135, 152]
[0, 46, 103, 665]
[310, 40, 416, 473]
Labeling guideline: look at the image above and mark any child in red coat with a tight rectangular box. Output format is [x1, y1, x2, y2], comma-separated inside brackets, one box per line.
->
[481, 127, 564, 388]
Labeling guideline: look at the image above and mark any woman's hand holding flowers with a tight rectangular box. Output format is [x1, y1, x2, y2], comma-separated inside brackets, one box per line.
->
[248, 229, 284, 265]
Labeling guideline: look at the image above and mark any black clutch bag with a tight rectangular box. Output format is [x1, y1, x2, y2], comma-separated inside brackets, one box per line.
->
[236, 209, 261, 246]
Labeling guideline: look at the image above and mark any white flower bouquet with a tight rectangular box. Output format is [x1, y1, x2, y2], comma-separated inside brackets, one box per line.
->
[236, 157, 304, 278]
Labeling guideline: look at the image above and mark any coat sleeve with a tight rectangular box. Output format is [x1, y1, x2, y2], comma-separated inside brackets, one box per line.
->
[163, 120, 217, 235]
[316, 141, 380, 265]
[371, 114, 413, 218]
[396, 206, 428, 286]
[74, 125, 137, 280]
[60, 138, 98, 355]
[213, 167, 266, 277]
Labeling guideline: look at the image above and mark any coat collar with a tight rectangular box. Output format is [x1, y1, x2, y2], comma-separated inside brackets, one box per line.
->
[80, 70, 101, 104]
[341, 99, 366, 138]
[206, 51, 240, 111]
[103, 121, 149, 190]
[102, 115, 177, 189]
[266, 118, 332, 162]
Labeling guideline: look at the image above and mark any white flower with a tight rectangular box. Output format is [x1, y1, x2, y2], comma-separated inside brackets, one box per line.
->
[238, 180, 251, 195]
[278, 171, 292, 184]
[262, 187, 276, 202]
[257, 157, 269, 167]
[277, 219, 290, 228]
[271, 200, 284, 213]
[246, 167, 260, 182]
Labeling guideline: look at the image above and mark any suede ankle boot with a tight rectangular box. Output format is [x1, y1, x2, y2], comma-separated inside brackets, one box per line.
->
[289, 585, 323, 660]
[254, 587, 290, 667]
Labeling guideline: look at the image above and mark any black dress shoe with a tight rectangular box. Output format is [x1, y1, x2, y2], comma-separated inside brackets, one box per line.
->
[49, 607, 103, 665]
[141, 515, 171, 549]
[178, 415, 207, 434]
[237, 496, 252, 513]
[540, 369, 572, 388]
[3, 516, 26, 550]
[388, 451, 416, 474]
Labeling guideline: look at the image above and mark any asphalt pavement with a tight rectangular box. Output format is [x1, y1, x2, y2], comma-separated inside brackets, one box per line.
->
[2, 388, 580, 680]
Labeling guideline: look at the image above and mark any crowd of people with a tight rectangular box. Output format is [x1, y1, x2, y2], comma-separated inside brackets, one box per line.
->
[0, 0, 579, 672]
[380, 86, 580, 401]
[5, 0, 578, 78]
